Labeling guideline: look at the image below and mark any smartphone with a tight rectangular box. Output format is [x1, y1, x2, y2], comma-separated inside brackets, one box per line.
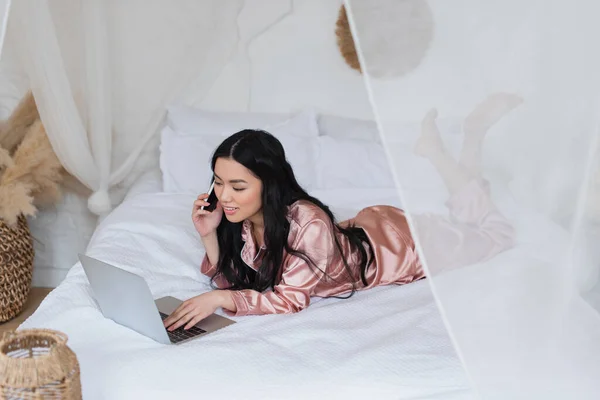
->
[201, 180, 218, 212]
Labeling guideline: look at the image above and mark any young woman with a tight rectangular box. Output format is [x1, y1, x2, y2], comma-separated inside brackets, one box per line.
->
[163, 93, 519, 331]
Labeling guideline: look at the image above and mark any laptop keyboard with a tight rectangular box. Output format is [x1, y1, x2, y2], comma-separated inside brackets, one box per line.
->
[160, 312, 207, 344]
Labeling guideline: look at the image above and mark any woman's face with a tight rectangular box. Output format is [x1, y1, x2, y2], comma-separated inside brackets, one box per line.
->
[213, 157, 263, 224]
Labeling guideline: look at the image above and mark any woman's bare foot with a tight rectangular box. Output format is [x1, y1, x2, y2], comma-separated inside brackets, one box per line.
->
[463, 92, 523, 139]
[415, 108, 446, 159]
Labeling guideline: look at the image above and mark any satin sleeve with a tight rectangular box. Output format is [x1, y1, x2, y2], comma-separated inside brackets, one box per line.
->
[226, 220, 333, 317]
[200, 254, 229, 289]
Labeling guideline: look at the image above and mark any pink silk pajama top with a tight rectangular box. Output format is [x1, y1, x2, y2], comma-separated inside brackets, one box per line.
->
[200, 200, 425, 317]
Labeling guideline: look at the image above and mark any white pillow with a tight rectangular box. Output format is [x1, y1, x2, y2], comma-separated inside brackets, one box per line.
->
[314, 135, 394, 190]
[166, 106, 318, 138]
[317, 114, 380, 142]
[160, 112, 319, 194]
[124, 168, 163, 200]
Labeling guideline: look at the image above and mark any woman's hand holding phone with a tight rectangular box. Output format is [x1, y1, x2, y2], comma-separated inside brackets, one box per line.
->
[192, 190, 222, 237]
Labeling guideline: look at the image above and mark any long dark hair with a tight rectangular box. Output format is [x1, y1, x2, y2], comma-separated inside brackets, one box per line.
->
[209, 129, 374, 297]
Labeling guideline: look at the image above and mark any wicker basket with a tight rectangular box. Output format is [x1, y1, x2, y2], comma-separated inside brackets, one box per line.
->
[0, 329, 82, 399]
[0, 214, 34, 323]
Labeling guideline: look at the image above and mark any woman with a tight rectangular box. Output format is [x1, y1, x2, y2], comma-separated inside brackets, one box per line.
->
[163, 93, 518, 331]
[163, 129, 425, 331]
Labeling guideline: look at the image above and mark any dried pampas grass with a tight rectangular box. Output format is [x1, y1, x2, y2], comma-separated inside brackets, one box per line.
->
[0, 147, 13, 170]
[2, 120, 63, 204]
[0, 91, 40, 154]
[0, 182, 36, 225]
[0, 92, 65, 226]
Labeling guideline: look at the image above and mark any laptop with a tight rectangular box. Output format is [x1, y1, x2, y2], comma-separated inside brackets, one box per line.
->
[79, 254, 235, 345]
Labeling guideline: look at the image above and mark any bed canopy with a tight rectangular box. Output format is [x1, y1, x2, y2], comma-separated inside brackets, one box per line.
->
[1, 0, 600, 398]
[3, 0, 244, 215]
[346, 0, 600, 398]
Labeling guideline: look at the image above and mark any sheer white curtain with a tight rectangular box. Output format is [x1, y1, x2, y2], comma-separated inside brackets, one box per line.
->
[346, 0, 600, 398]
[9, 0, 242, 216]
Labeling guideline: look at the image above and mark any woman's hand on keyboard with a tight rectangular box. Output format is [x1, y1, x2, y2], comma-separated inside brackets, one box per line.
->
[163, 290, 233, 331]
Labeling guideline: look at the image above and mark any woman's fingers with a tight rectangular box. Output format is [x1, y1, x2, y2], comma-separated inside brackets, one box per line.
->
[163, 311, 181, 328]
[194, 209, 211, 217]
[168, 315, 188, 331]
[163, 302, 192, 328]
[184, 313, 208, 330]
[166, 311, 193, 331]
[194, 199, 210, 207]
[165, 307, 211, 331]
[196, 193, 210, 201]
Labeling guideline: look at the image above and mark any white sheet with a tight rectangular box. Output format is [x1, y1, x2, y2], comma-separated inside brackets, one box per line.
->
[18, 191, 474, 400]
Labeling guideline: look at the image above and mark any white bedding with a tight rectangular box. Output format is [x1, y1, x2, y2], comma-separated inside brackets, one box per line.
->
[19, 188, 474, 400]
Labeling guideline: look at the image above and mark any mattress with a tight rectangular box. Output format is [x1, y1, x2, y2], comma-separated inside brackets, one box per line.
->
[17, 171, 474, 400]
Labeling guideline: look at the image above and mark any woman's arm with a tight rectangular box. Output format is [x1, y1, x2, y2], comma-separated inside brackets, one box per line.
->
[192, 193, 222, 278]
[201, 231, 219, 267]
[224, 220, 334, 317]
[199, 231, 231, 288]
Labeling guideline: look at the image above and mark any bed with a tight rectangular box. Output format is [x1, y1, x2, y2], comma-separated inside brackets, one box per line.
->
[17, 174, 473, 399]
[16, 108, 475, 399]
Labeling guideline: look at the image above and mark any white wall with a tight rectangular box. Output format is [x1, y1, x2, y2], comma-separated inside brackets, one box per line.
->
[197, 0, 373, 118]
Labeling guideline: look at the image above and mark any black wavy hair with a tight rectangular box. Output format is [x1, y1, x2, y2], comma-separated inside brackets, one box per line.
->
[209, 129, 374, 297]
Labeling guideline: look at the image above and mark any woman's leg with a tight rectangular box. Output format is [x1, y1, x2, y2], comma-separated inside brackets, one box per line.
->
[459, 92, 523, 179]
[411, 100, 520, 274]
[414, 108, 473, 196]
[414, 93, 523, 192]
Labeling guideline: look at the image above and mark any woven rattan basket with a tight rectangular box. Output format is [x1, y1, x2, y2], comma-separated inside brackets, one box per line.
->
[0, 329, 82, 399]
[0, 214, 34, 323]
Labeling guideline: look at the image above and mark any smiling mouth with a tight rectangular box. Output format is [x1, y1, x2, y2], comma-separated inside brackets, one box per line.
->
[223, 206, 239, 213]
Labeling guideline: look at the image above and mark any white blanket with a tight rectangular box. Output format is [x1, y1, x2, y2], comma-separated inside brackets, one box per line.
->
[19, 192, 473, 400]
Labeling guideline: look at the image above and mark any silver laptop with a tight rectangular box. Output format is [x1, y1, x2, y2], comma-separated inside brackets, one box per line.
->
[79, 254, 235, 345]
